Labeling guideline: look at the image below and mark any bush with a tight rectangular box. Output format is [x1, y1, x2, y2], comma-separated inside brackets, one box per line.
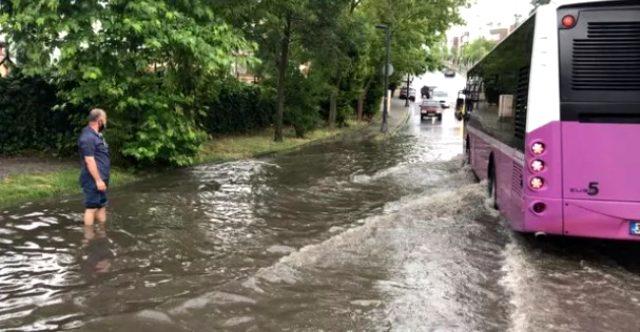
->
[0, 73, 83, 156]
[363, 74, 384, 119]
[122, 107, 206, 167]
[283, 69, 323, 137]
[199, 81, 275, 135]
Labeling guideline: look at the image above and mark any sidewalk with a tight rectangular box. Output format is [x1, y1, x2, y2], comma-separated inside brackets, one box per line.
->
[0, 122, 367, 209]
[386, 97, 412, 133]
[0, 157, 74, 180]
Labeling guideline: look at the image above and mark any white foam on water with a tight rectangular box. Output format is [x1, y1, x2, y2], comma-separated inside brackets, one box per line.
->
[266, 245, 296, 255]
[168, 291, 257, 315]
[351, 157, 467, 189]
[222, 316, 254, 328]
[248, 179, 487, 288]
[351, 164, 406, 184]
[499, 240, 535, 332]
[136, 310, 174, 323]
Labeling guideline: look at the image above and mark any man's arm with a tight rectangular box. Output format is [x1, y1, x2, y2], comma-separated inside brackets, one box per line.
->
[84, 156, 107, 191]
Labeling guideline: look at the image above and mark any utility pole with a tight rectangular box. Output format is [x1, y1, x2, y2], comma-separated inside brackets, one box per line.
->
[405, 73, 411, 107]
[376, 24, 391, 133]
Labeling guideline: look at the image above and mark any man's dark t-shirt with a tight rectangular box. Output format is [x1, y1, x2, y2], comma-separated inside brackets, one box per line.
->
[78, 126, 110, 185]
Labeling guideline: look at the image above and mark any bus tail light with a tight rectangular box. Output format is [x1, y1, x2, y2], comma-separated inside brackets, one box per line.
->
[530, 160, 545, 172]
[562, 15, 577, 29]
[531, 142, 545, 155]
[530, 177, 544, 190]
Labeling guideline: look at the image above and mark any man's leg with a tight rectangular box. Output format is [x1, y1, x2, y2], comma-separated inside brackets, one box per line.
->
[95, 189, 108, 223]
[96, 207, 107, 223]
[84, 209, 97, 226]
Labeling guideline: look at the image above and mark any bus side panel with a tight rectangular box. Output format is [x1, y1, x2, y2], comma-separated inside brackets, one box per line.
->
[468, 128, 525, 231]
[469, 131, 490, 181]
[523, 121, 564, 235]
[494, 146, 525, 231]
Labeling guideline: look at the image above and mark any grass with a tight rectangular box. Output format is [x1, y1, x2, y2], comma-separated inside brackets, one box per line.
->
[197, 121, 368, 164]
[0, 168, 137, 210]
[0, 121, 369, 210]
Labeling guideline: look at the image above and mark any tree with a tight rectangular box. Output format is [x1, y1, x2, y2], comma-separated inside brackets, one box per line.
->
[301, 0, 361, 129]
[362, 0, 467, 76]
[531, 0, 551, 13]
[426, 40, 454, 71]
[225, 0, 314, 141]
[349, 0, 466, 118]
[458, 38, 496, 68]
[2, 0, 253, 165]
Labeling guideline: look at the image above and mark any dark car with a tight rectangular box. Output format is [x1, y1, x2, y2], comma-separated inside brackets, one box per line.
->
[420, 100, 443, 121]
[443, 68, 456, 78]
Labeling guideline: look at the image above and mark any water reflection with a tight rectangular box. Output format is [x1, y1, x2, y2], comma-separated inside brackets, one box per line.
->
[81, 224, 114, 277]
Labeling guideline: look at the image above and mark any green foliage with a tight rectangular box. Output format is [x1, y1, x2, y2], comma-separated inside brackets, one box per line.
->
[362, 0, 468, 75]
[200, 81, 275, 135]
[3, 0, 254, 166]
[282, 68, 323, 138]
[122, 109, 205, 166]
[426, 40, 453, 71]
[457, 38, 497, 67]
[363, 74, 385, 119]
[2, 0, 471, 165]
[0, 73, 83, 155]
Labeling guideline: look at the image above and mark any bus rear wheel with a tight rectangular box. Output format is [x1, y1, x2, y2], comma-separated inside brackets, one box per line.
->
[464, 137, 471, 166]
[488, 162, 498, 210]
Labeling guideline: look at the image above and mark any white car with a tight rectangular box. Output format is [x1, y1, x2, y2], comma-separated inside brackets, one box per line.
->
[433, 90, 450, 108]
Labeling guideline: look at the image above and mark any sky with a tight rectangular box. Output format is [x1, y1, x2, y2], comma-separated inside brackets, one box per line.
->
[448, 0, 534, 42]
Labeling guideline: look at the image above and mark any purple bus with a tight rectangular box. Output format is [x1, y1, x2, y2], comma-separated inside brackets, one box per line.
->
[464, 0, 640, 240]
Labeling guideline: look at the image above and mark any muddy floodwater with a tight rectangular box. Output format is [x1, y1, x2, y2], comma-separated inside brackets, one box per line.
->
[4, 78, 640, 331]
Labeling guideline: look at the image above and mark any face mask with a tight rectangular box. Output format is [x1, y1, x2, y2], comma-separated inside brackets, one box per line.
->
[98, 120, 106, 132]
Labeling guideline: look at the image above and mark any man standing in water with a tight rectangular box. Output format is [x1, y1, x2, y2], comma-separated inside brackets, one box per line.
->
[78, 108, 110, 226]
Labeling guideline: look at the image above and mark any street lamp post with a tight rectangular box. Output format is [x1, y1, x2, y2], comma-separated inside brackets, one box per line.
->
[405, 73, 411, 107]
[376, 24, 390, 133]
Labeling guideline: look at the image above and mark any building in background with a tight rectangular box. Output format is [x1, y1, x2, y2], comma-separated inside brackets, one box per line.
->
[488, 22, 518, 43]
[448, 0, 530, 55]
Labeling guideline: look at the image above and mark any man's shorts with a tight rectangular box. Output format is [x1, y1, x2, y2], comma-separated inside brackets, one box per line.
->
[82, 179, 109, 209]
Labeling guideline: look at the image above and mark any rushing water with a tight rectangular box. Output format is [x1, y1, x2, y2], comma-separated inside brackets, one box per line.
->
[3, 86, 640, 330]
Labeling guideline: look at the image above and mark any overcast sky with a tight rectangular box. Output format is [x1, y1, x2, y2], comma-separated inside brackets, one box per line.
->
[449, 0, 533, 40]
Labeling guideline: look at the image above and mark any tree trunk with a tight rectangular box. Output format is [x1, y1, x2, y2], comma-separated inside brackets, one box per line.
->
[329, 88, 337, 129]
[356, 94, 365, 121]
[328, 75, 343, 129]
[274, 16, 292, 142]
[357, 77, 373, 121]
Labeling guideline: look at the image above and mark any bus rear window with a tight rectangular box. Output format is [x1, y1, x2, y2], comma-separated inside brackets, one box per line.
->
[559, 2, 640, 121]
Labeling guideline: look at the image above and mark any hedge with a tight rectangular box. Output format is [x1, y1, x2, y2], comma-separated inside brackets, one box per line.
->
[0, 73, 83, 156]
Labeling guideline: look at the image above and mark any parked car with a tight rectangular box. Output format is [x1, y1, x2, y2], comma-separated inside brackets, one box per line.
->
[433, 90, 450, 108]
[399, 87, 416, 101]
[443, 68, 456, 78]
[420, 100, 443, 121]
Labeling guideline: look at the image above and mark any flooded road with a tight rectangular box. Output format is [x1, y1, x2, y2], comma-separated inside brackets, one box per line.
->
[3, 73, 640, 331]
